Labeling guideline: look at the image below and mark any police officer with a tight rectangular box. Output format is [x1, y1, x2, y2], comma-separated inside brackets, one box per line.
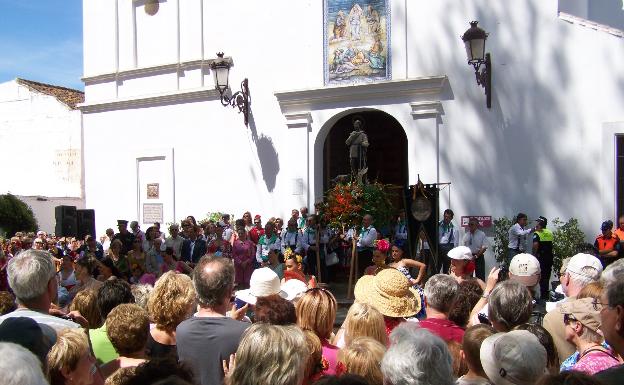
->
[113, 219, 135, 256]
[532, 216, 554, 300]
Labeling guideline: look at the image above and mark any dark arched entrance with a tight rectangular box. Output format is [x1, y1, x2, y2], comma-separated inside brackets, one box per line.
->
[323, 111, 408, 191]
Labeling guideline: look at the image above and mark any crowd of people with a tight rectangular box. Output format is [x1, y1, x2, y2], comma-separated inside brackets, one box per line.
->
[0, 206, 623, 385]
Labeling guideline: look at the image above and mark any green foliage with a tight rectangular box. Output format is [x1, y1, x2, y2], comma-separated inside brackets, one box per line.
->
[199, 212, 234, 225]
[0, 194, 38, 237]
[551, 218, 586, 277]
[493, 216, 513, 264]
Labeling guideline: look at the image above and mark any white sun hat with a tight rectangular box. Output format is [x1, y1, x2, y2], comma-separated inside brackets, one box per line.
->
[235, 267, 287, 305]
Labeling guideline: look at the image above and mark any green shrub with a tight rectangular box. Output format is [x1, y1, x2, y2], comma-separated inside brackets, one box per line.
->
[551, 218, 586, 276]
[0, 194, 38, 237]
[493, 216, 513, 264]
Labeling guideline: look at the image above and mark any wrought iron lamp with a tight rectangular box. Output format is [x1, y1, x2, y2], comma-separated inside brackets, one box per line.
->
[210, 52, 251, 126]
[461, 21, 491, 108]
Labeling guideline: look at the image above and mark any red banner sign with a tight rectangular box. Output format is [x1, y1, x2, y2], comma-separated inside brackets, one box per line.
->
[460, 216, 492, 228]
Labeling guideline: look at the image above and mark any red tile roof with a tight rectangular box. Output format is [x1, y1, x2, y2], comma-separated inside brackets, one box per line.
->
[16, 78, 84, 109]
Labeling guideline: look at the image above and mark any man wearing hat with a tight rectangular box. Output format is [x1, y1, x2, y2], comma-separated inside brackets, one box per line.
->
[480, 330, 547, 385]
[559, 298, 620, 374]
[532, 216, 554, 301]
[113, 219, 135, 256]
[594, 220, 620, 267]
[508, 253, 541, 293]
[543, 253, 603, 363]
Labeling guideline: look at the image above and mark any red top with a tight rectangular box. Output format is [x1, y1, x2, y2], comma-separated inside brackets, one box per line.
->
[249, 227, 265, 245]
[418, 318, 465, 344]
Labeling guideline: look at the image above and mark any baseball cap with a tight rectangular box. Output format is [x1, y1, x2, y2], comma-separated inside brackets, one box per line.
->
[480, 330, 547, 385]
[536, 216, 547, 227]
[509, 253, 541, 287]
[565, 253, 603, 279]
[559, 297, 602, 333]
[601, 220, 613, 231]
[447, 246, 472, 260]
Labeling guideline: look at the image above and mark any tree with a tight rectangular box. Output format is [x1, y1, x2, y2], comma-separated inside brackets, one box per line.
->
[0, 194, 38, 237]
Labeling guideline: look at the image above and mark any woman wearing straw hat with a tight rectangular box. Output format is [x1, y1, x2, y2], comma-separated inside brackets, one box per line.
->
[388, 242, 427, 320]
[354, 268, 421, 336]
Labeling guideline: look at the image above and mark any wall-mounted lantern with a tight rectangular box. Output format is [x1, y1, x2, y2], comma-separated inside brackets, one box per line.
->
[461, 21, 491, 108]
[210, 52, 251, 126]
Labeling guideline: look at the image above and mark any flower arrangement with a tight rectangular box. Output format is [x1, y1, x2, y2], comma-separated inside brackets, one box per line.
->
[319, 182, 395, 231]
[374, 239, 390, 253]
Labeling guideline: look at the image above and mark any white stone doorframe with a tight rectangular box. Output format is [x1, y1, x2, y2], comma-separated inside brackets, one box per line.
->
[274, 76, 448, 212]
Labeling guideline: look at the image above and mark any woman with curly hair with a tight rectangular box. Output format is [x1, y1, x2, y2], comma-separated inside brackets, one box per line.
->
[146, 271, 196, 359]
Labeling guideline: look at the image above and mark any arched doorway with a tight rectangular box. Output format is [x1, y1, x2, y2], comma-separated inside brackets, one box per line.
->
[323, 111, 408, 191]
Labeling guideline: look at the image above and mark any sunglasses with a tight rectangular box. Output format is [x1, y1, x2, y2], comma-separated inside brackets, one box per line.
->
[563, 313, 578, 325]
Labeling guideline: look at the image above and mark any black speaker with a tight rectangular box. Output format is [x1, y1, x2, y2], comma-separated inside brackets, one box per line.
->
[76, 209, 96, 240]
[55, 205, 77, 237]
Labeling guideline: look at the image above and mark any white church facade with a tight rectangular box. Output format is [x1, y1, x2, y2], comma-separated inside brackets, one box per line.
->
[79, 0, 624, 240]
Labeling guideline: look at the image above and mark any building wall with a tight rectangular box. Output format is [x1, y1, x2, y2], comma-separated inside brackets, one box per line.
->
[81, 0, 624, 243]
[0, 80, 84, 232]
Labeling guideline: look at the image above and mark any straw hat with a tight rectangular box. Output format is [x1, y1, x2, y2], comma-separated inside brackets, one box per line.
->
[354, 268, 421, 318]
[235, 268, 287, 305]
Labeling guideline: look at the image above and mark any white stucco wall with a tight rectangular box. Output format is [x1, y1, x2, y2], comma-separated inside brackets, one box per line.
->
[81, 0, 624, 243]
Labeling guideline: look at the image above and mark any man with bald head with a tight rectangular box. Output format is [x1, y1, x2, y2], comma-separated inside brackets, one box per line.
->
[176, 256, 249, 385]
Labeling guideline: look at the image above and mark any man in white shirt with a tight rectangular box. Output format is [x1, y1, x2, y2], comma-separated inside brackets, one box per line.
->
[356, 214, 377, 277]
[507, 212, 535, 265]
[165, 223, 184, 258]
[438, 209, 459, 274]
[462, 218, 488, 280]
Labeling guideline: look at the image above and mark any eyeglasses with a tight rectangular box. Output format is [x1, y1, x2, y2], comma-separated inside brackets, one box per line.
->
[592, 298, 610, 311]
[563, 313, 578, 325]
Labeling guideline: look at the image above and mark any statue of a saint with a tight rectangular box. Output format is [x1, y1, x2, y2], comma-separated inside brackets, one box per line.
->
[345, 116, 369, 182]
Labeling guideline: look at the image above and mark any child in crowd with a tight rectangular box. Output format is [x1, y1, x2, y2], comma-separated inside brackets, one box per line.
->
[336, 337, 386, 385]
[456, 324, 496, 385]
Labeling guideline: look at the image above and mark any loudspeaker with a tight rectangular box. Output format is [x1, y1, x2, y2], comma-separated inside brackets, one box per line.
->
[55, 205, 77, 237]
[76, 209, 96, 240]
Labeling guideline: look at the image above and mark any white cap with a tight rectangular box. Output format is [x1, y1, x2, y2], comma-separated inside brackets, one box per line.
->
[566, 253, 603, 279]
[509, 253, 541, 287]
[480, 330, 547, 385]
[447, 246, 473, 260]
[281, 279, 308, 302]
[235, 268, 287, 305]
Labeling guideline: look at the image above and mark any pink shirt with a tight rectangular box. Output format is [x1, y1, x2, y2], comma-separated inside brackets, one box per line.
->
[321, 338, 339, 375]
[572, 349, 620, 375]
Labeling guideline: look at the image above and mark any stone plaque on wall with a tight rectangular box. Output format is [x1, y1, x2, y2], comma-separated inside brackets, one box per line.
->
[143, 203, 163, 223]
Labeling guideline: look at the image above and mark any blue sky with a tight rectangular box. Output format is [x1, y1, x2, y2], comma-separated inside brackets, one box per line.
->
[0, 0, 83, 90]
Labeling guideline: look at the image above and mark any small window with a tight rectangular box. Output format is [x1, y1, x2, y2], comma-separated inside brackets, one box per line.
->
[616, 136, 624, 217]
